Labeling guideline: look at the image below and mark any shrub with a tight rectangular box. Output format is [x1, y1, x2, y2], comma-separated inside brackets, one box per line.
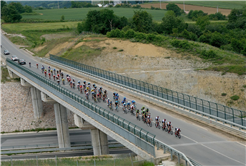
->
[171, 39, 191, 49]
[118, 49, 124, 52]
[125, 29, 135, 39]
[230, 95, 239, 101]
[221, 93, 227, 96]
[113, 47, 117, 49]
[134, 32, 147, 41]
[201, 50, 217, 59]
[243, 85, 246, 88]
[189, 32, 198, 41]
[146, 33, 156, 42]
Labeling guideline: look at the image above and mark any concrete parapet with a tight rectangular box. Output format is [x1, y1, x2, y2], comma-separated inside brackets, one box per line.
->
[30, 87, 43, 119]
[20, 78, 31, 87]
[74, 114, 96, 130]
[54, 103, 71, 148]
[91, 129, 109, 155]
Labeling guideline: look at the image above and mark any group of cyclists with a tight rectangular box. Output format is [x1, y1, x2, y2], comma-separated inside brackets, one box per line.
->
[37, 63, 181, 138]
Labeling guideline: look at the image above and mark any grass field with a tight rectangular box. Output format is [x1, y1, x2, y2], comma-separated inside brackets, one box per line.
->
[22, 8, 167, 21]
[2, 22, 79, 33]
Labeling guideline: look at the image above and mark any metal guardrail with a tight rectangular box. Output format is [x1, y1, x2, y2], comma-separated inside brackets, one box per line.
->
[49, 55, 246, 128]
[1, 144, 124, 155]
[1, 141, 119, 150]
[6, 59, 156, 158]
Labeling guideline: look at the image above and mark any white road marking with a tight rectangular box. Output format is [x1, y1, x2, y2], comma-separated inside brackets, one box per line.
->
[170, 141, 236, 147]
[178, 134, 245, 165]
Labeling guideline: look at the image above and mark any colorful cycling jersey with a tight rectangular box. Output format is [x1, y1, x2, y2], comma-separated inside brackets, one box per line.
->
[167, 122, 171, 126]
[162, 119, 166, 123]
[123, 103, 126, 106]
[131, 105, 134, 109]
[115, 101, 118, 105]
[136, 110, 139, 113]
[115, 96, 119, 100]
[86, 92, 88, 95]
[127, 102, 131, 106]
[155, 117, 159, 121]
[147, 115, 150, 119]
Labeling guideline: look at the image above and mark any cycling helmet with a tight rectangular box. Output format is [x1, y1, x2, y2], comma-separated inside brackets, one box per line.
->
[108, 98, 110, 100]
[88, 82, 90, 85]
[93, 84, 95, 86]
[128, 101, 130, 104]
[95, 86, 97, 88]
[123, 97, 126, 100]
[164, 119, 166, 121]
[84, 81, 86, 83]
[132, 100, 135, 103]
[100, 87, 102, 89]
[78, 80, 80, 83]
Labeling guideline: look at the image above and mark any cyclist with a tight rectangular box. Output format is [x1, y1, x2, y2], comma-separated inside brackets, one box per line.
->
[155, 116, 160, 127]
[136, 109, 140, 118]
[109, 101, 113, 108]
[61, 72, 63, 77]
[97, 93, 100, 101]
[113, 92, 116, 100]
[147, 114, 151, 125]
[29, 62, 31, 67]
[115, 100, 119, 109]
[91, 91, 95, 100]
[141, 106, 145, 111]
[98, 87, 102, 98]
[53, 68, 56, 74]
[122, 97, 126, 106]
[72, 81, 75, 89]
[104, 90, 107, 96]
[78, 80, 81, 85]
[107, 98, 110, 106]
[41, 66, 44, 73]
[53, 75, 56, 81]
[80, 85, 83, 93]
[62, 78, 65, 85]
[70, 81, 73, 88]
[162, 119, 166, 129]
[86, 91, 89, 99]
[83, 81, 86, 87]
[36, 63, 38, 69]
[167, 121, 172, 133]
[51, 70, 53, 76]
[48, 72, 51, 79]
[127, 101, 131, 110]
[57, 79, 60, 85]
[122, 102, 127, 111]
[130, 104, 135, 114]
[145, 108, 149, 116]
[175, 128, 181, 136]
[48, 66, 50, 72]
[44, 70, 47, 77]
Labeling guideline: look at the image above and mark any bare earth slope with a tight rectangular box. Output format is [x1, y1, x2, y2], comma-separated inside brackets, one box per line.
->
[43, 37, 246, 111]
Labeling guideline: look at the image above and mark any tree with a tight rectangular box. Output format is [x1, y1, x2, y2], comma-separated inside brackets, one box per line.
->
[1, 5, 22, 23]
[210, 32, 227, 47]
[9, 2, 25, 13]
[0, 0, 6, 17]
[160, 11, 187, 34]
[132, 10, 153, 33]
[196, 15, 210, 30]
[60, 15, 65, 22]
[231, 38, 243, 53]
[24, 5, 32, 13]
[228, 9, 243, 22]
[166, 3, 181, 16]
[187, 24, 202, 37]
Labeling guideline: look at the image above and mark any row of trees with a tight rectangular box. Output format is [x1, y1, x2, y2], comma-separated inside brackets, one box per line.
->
[77, 6, 246, 55]
[1, 1, 33, 23]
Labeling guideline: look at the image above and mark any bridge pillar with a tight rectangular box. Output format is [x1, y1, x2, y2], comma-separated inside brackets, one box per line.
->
[20, 78, 31, 87]
[8, 69, 19, 78]
[91, 129, 109, 155]
[54, 103, 71, 148]
[30, 87, 43, 119]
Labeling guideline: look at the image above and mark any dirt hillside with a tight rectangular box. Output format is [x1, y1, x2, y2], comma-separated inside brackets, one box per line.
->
[37, 37, 245, 111]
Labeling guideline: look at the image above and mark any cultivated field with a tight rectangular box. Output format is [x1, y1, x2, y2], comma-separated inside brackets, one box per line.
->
[172, 1, 245, 9]
[22, 8, 167, 21]
[141, 2, 233, 15]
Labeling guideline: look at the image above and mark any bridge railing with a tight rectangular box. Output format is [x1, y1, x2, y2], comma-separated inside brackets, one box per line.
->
[7, 58, 196, 166]
[6, 58, 155, 158]
[49, 54, 246, 127]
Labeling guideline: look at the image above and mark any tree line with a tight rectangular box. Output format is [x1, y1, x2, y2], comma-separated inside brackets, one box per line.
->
[77, 4, 246, 56]
[1, 1, 33, 23]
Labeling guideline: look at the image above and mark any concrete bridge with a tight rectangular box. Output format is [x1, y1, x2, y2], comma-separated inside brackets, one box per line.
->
[2, 35, 246, 166]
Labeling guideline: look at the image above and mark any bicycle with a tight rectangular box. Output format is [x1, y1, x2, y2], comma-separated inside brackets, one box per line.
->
[136, 114, 141, 121]
[123, 107, 128, 114]
[146, 118, 152, 127]
[109, 104, 113, 110]
[166, 126, 173, 135]
[175, 131, 181, 139]
[93, 96, 97, 103]
[115, 104, 118, 112]
[130, 109, 135, 116]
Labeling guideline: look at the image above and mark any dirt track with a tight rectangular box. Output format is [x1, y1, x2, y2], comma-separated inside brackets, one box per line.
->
[141, 3, 231, 15]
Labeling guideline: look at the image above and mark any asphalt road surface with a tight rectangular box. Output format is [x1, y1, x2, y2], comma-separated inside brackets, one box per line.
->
[2, 35, 246, 166]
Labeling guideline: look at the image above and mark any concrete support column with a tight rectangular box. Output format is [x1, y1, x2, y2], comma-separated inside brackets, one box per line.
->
[30, 87, 43, 119]
[91, 129, 109, 155]
[54, 103, 71, 148]
[74, 114, 96, 130]
[20, 78, 31, 87]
